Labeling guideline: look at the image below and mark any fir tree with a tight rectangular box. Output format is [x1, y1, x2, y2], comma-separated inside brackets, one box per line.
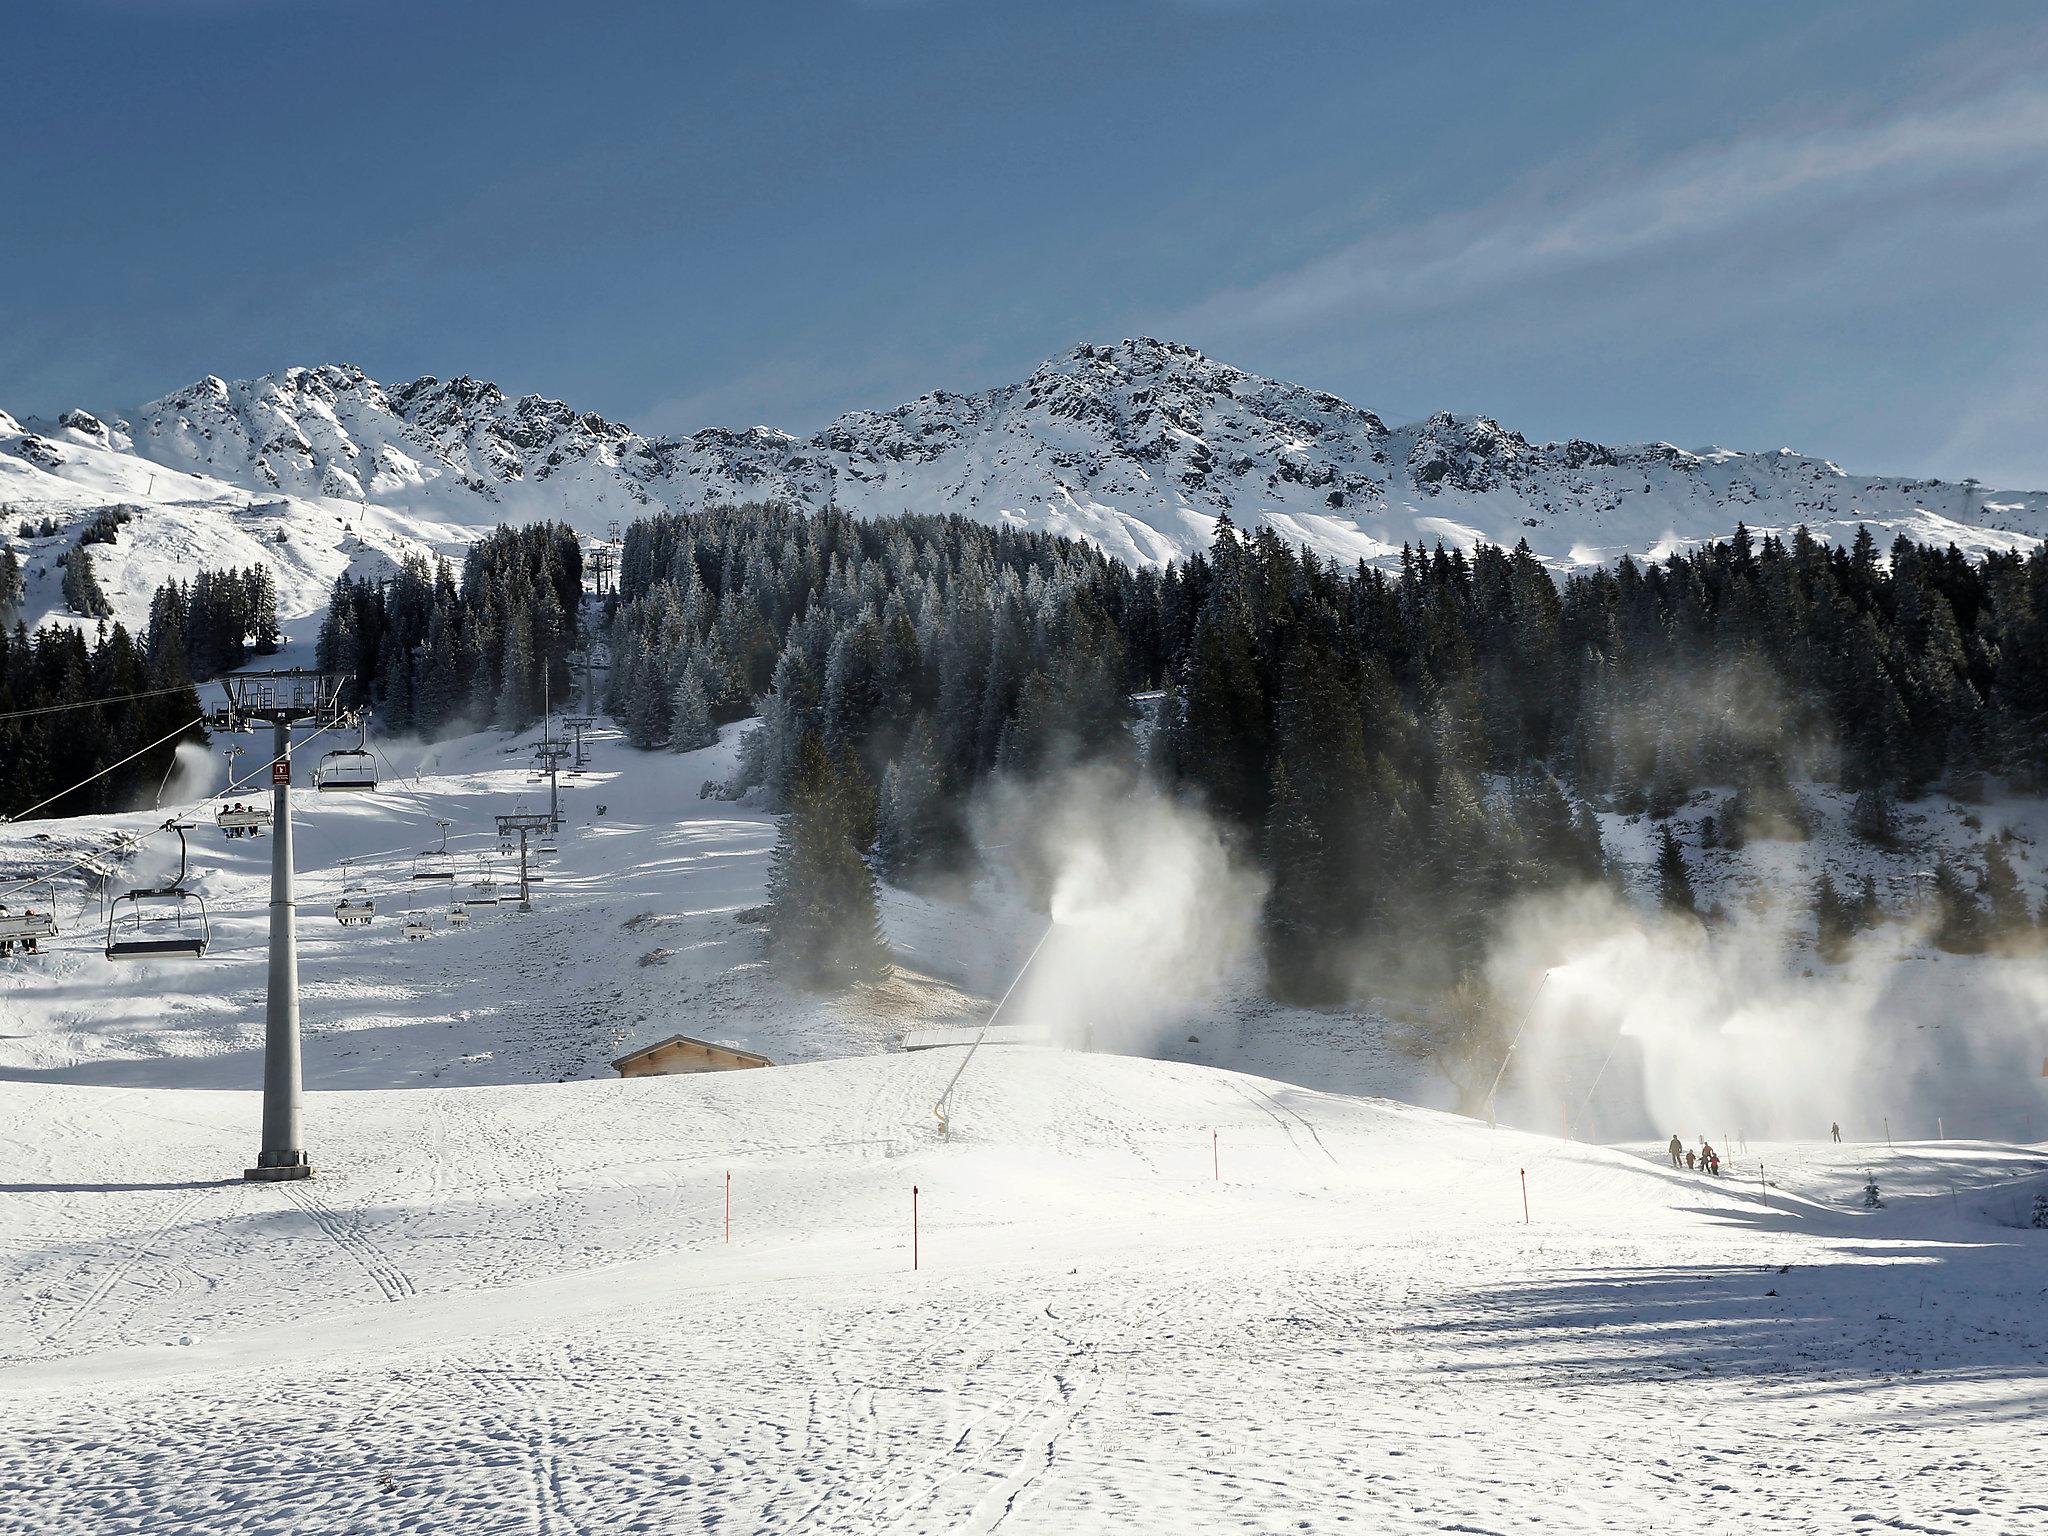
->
[764, 733, 889, 988]
[1930, 857, 1985, 954]
[667, 669, 718, 753]
[1813, 873, 1853, 962]
[1654, 825, 1698, 916]
[1980, 837, 2031, 945]
[60, 546, 111, 620]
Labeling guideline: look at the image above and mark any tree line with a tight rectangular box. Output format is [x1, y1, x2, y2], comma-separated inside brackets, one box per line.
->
[145, 566, 282, 680]
[325, 502, 2048, 1000]
[314, 523, 582, 733]
[0, 621, 205, 820]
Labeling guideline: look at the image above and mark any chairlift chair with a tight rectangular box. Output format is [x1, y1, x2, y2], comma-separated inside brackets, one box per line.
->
[215, 803, 272, 836]
[0, 880, 60, 952]
[316, 716, 379, 793]
[447, 903, 469, 929]
[104, 827, 210, 961]
[213, 746, 270, 836]
[411, 820, 456, 882]
[465, 858, 500, 906]
[404, 916, 432, 941]
[334, 861, 375, 927]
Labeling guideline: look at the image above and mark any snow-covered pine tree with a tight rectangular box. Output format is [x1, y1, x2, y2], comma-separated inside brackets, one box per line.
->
[764, 732, 889, 989]
[668, 668, 718, 753]
[60, 545, 111, 619]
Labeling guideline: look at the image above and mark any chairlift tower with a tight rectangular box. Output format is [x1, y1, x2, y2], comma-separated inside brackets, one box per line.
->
[495, 812, 553, 913]
[213, 670, 349, 1182]
[564, 715, 595, 770]
[535, 740, 571, 829]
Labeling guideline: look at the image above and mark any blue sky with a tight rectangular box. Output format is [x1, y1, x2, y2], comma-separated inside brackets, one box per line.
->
[7, 0, 2048, 486]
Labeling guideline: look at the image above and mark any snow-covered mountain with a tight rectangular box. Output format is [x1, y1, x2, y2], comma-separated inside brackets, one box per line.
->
[7, 339, 2046, 634]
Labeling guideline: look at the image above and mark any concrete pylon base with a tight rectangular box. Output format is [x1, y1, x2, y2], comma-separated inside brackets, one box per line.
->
[244, 1163, 316, 1182]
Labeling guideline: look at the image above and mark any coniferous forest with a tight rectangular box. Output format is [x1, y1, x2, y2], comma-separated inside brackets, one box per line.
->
[0, 623, 206, 820]
[316, 506, 2048, 999]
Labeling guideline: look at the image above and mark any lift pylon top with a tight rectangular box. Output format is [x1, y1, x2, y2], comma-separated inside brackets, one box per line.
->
[215, 670, 348, 728]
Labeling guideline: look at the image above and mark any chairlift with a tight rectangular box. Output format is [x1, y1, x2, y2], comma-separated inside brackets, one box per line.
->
[465, 857, 501, 906]
[215, 802, 272, 837]
[447, 903, 469, 929]
[334, 861, 375, 927]
[412, 819, 456, 882]
[404, 916, 432, 941]
[316, 715, 379, 793]
[105, 826, 210, 961]
[0, 880, 60, 954]
[213, 746, 272, 837]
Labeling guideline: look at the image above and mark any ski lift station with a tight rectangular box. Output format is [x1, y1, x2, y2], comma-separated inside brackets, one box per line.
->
[611, 1035, 773, 1078]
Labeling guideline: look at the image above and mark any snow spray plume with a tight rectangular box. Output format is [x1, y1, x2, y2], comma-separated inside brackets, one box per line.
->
[141, 739, 215, 813]
[1483, 879, 2045, 1143]
[975, 764, 1265, 1055]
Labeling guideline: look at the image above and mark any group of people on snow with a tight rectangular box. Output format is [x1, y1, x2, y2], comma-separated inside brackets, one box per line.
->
[222, 804, 261, 839]
[1666, 1133, 1722, 1177]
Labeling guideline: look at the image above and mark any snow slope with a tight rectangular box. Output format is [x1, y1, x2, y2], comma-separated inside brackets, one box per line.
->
[1, 713, 2043, 1140]
[7, 341, 2046, 642]
[1, 1048, 2042, 1533]
[0, 707, 2043, 1528]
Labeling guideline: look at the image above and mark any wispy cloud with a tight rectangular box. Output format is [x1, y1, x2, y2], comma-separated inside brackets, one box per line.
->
[1168, 80, 2048, 344]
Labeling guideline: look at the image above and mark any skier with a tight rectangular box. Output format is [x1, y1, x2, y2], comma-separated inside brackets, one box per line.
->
[1831, 1122, 1841, 1143]
[1684, 1149, 1697, 1172]
[1668, 1133, 1684, 1168]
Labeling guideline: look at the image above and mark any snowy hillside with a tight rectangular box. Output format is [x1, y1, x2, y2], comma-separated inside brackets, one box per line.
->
[7, 341, 2046, 640]
[1, 703, 2044, 1530]
[1, 713, 2042, 1142]
[3, 1041, 2043, 1532]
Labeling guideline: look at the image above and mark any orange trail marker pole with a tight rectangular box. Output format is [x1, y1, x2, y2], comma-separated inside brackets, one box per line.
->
[1520, 1167, 1529, 1225]
[913, 1184, 920, 1271]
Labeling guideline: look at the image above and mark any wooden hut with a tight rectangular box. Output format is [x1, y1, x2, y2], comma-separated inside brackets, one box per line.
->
[611, 1034, 773, 1078]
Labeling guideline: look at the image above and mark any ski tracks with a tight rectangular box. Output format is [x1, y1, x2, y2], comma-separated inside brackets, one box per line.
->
[36, 1188, 213, 1351]
[279, 1183, 417, 1303]
[1220, 1077, 1340, 1167]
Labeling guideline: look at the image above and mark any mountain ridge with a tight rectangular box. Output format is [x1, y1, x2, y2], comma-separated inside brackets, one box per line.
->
[5, 340, 2044, 608]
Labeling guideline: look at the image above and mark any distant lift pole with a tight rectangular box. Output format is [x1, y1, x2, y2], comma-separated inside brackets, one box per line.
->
[496, 812, 552, 913]
[214, 670, 349, 1182]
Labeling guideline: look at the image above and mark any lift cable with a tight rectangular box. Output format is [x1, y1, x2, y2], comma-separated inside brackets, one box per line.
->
[0, 715, 208, 829]
[0, 683, 200, 725]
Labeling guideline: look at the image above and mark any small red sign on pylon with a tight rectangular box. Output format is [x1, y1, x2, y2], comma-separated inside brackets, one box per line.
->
[271, 759, 290, 786]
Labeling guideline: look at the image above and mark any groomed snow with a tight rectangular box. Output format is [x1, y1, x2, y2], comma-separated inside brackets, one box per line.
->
[1, 1050, 2043, 1532]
